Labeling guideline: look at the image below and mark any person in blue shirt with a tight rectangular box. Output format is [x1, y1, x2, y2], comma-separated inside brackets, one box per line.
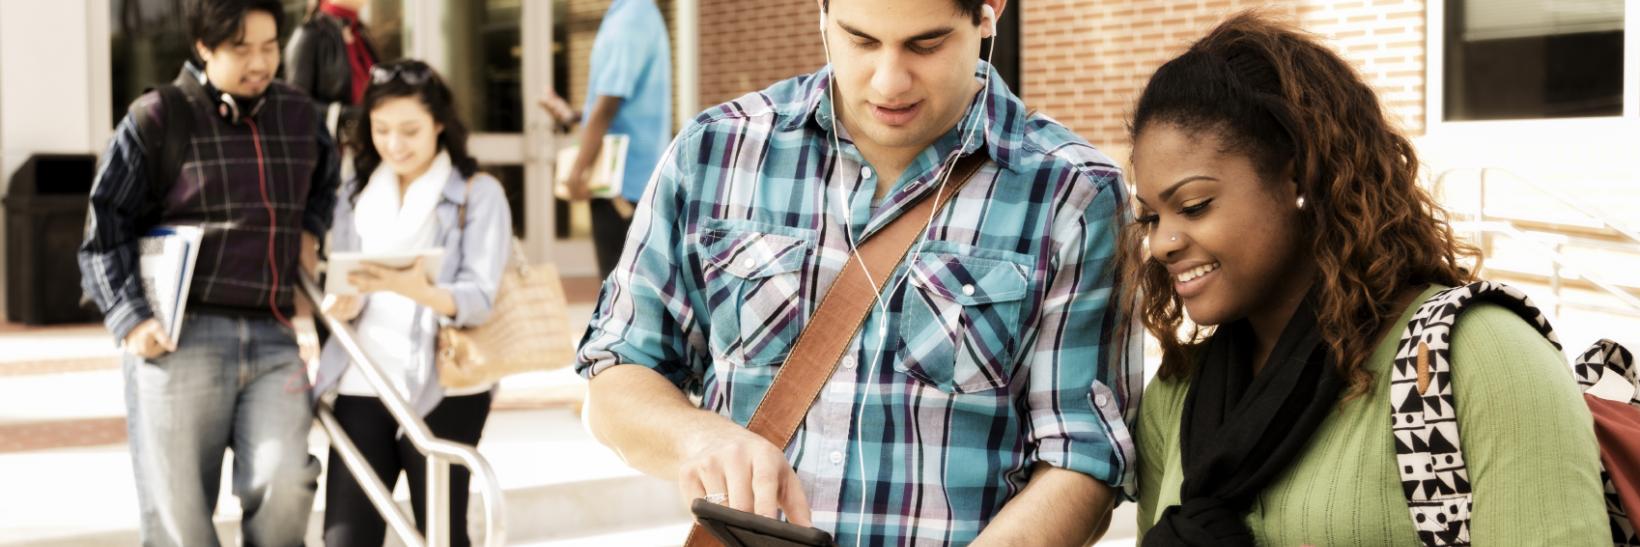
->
[538, 0, 672, 278]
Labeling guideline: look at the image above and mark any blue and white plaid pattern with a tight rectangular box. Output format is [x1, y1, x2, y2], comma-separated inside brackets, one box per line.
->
[576, 63, 1142, 546]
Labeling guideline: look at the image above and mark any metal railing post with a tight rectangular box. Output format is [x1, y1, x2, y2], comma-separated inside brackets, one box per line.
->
[428, 458, 452, 547]
[316, 407, 426, 547]
[297, 271, 508, 547]
[1551, 241, 1564, 320]
[1438, 167, 1640, 320]
[1478, 168, 1491, 258]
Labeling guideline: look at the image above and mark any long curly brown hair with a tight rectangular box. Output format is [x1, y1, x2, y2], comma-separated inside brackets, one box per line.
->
[1122, 11, 1478, 397]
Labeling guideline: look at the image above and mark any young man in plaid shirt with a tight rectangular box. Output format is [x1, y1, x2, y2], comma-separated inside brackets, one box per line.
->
[78, 1, 338, 544]
[575, 0, 1142, 544]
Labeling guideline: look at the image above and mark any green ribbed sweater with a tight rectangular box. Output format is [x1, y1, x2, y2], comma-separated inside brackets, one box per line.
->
[1136, 286, 1609, 545]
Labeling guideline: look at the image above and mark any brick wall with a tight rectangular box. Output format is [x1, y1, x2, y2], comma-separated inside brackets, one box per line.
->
[1294, 0, 1427, 135]
[1018, 0, 1426, 158]
[566, 0, 612, 110]
[698, 0, 826, 108]
[688, 1, 1429, 155]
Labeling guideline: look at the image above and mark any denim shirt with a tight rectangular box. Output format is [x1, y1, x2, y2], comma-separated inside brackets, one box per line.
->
[314, 169, 513, 416]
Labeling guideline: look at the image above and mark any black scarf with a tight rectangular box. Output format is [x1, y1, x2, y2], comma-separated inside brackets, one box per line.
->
[1144, 298, 1344, 546]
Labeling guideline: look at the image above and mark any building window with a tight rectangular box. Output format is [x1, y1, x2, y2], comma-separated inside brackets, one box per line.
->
[1442, 0, 1625, 121]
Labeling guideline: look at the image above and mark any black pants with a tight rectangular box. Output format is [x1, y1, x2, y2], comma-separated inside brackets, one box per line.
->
[323, 392, 493, 547]
[590, 198, 634, 280]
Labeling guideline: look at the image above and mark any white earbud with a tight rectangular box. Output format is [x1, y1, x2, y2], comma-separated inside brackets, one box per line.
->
[815, 5, 999, 545]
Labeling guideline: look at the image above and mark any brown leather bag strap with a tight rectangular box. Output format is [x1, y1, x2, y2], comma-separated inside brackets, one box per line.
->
[457, 176, 475, 227]
[684, 153, 990, 547]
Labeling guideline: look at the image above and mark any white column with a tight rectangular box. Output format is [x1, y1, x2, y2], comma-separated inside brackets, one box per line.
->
[675, 0, 700, 126]
[1624, 0, 1637, 119]
[0, 0, 101, 322]
[522, 0, 558, 263]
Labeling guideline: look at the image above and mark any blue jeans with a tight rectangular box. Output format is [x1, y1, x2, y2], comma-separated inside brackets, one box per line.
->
[123, 313, 321, 547]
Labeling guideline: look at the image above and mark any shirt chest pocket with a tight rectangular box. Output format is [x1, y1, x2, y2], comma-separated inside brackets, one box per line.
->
[897, 251, 1031, 394]
[699, 222, 815, 368]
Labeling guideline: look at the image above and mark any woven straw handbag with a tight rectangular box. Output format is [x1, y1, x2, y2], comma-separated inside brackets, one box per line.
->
[436, 179, 578, 389]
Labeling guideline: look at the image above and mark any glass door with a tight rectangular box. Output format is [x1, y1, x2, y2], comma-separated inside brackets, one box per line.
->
[402, 0, 569, 272]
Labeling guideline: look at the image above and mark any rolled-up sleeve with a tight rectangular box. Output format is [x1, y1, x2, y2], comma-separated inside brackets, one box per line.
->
[440, 175, 512, 327]
[574, 123, 706, 390]
[1020, 164, 1141, 488]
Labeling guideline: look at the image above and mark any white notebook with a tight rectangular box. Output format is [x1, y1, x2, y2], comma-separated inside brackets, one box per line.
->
[138, 225, 204, 341]
[554, 133, 629, 200]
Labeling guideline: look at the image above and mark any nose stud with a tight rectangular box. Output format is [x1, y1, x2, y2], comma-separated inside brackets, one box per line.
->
[1169, 234, 1178, 242]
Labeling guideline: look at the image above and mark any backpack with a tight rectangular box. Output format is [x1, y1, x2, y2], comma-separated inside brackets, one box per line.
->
[79, 85, 194, 311]
[130, 84, 194, 226]
[1391, 281, 1640, 546]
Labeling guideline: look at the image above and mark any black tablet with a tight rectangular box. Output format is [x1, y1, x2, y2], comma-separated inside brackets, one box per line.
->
[691, 498, 835, 547]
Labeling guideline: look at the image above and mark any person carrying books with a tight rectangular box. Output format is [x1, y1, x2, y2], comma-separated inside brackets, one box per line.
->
[536, 0, 671, 279]
[77, 1, 339, 544]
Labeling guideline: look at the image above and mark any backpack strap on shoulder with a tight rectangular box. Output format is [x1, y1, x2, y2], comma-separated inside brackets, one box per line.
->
[131, 84, 193, 226]
[1392, 281, 1560, 546]
[1575, 339, 1640, 409]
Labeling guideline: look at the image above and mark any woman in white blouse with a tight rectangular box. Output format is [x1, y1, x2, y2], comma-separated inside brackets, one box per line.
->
[314, 59, 513, 547]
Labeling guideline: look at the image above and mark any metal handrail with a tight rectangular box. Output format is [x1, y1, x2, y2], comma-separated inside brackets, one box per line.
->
[299, 271, 507, 547]
[1433, 167, 1640, 249]
[1432, 167, 1640, 320]
[1454, 220, 1640, 316]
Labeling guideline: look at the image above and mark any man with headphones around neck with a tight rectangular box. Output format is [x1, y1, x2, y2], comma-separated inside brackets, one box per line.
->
[577, 0, 1141, 544]
[79, 1, 338, 545]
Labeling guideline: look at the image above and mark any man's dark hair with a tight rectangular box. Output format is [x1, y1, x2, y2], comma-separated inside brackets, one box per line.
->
[187, 0, 285, 60]
[822, 0, 985, 25]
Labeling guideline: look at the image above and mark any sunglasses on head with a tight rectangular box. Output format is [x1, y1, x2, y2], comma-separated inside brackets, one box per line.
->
[370, 63, 432, 86]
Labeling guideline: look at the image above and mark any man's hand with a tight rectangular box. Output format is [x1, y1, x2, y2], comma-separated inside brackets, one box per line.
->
[561, 166, 593, 201]
[124, 319, 177, 359]
[560, 94, 622, 202]
[677, 426, 814, 527]
[537, 87, 579, 128]
[292, 293, 321, 362]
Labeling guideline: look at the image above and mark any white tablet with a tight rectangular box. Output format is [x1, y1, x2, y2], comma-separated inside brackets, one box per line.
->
[325, 248, 446, 296]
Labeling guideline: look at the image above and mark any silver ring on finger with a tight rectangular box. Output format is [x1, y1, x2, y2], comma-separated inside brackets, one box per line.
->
[703, 492, 727, 504]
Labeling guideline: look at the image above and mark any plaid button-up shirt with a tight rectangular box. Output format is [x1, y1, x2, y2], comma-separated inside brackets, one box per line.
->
[576, 63, 1142, 546]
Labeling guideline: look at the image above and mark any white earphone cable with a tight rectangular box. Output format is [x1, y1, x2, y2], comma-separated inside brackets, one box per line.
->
[818, 9, 997, 544]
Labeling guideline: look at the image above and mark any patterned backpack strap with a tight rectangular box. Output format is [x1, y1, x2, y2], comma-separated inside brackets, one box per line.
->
[1392, 281, 1561, 546]
[1574, 339, 1640, 409]
[1573, 339, 1640, 545]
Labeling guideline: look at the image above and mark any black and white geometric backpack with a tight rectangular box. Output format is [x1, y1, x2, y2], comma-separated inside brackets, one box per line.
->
[1390, 281, 1640, 546]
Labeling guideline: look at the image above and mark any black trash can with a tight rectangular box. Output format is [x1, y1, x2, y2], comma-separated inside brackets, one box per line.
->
[4, 154, 102, 325]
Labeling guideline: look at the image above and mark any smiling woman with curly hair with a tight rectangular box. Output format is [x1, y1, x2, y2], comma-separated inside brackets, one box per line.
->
[1123, 11, 1608, 546]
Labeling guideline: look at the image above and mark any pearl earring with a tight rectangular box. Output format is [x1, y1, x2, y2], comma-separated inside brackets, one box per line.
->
[1297, 196, 1307, 209]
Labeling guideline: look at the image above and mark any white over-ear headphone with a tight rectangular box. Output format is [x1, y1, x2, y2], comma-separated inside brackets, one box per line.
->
[816, 4, 999, 546]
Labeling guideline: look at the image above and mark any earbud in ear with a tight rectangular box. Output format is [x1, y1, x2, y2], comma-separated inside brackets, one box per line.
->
[981, 4, 997, 37]
[818, 13, 827, 34]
